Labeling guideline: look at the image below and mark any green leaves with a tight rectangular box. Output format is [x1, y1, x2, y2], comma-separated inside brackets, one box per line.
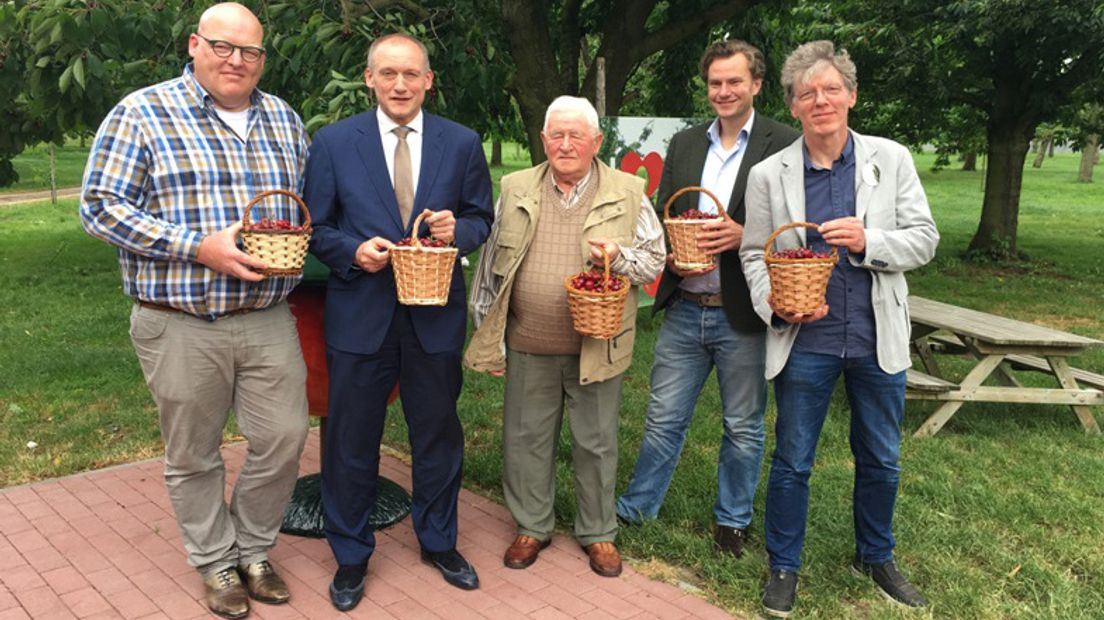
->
[57, 62, 72, 93]
[0, 0, 186, 185]
[71, 55, 84, 89]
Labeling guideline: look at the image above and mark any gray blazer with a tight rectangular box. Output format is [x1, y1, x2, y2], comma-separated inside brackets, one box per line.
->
[739, 130, 939, 379]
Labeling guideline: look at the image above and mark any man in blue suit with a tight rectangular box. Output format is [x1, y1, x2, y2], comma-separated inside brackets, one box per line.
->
[302, 32, 493, 612]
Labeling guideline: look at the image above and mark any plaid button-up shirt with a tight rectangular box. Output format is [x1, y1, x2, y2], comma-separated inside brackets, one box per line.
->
[80, 65, 309, 320]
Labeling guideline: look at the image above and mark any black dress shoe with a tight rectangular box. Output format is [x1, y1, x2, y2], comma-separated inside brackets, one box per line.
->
[421, 549, 480, 590]
[329, 564, 366, 612]
[713, 524, 748, 558]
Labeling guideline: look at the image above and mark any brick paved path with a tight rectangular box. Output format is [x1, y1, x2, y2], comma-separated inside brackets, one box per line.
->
[0, 430, 739, 619]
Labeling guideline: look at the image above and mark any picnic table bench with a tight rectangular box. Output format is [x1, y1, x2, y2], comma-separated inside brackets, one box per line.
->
[906, 296, 1104, 437]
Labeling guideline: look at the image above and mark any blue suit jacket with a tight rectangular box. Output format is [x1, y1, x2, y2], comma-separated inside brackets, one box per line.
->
[303, 109, 493, 356]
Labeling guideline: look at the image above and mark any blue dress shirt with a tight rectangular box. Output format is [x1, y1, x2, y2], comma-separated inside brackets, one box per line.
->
[792, 134, 876, 358]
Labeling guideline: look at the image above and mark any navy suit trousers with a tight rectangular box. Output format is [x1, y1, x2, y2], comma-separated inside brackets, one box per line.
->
[321, 306, 464, 566]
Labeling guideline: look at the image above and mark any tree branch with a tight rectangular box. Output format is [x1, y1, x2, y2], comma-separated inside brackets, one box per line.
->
[631, 0, 757, 61]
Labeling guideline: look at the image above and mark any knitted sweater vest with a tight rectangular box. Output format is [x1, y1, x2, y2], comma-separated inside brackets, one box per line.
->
[505, 172, 601, 354]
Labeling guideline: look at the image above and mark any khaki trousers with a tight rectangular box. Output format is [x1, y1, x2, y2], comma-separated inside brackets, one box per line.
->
[502, 348, 623, 546]
[130, 302, 308, 575]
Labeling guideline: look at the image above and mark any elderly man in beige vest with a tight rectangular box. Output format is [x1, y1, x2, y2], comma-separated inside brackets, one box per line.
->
[466, 96, 664, 577]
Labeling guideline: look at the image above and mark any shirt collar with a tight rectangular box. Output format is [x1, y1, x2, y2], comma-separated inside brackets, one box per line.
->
[802, 130, 855, 171]
[706, 110, 756, 151]
[549, 163, 595, 203]
[377, 107, 424, 136]
[182, 64, 263, 111]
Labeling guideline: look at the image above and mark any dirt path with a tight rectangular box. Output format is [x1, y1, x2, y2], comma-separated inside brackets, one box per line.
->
[0, 187, 82, 206]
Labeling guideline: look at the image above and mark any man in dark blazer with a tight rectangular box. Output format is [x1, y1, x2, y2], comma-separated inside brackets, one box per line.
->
[617, 40, 799, 558]
[303, 33, 493, 611]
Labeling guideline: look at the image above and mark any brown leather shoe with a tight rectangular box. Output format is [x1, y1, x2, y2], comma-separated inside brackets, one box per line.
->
[239, 560, 290, 604]
[203, 567, 250, 619]
[504, 535, 550, 569]
[584, 541, 622, 577]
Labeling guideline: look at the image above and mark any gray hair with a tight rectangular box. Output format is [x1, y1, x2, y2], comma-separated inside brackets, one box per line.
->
[366, 32, 431, 72]
[543, 96, 601, 135]
[781, 41, 858, 106]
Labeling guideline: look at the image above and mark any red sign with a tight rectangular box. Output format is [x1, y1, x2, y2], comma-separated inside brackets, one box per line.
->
[619, 151, 665, 299]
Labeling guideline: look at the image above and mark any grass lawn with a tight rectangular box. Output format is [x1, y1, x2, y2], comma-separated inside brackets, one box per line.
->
[2, 142, 90, 193]
[2, 148, 1102, 618]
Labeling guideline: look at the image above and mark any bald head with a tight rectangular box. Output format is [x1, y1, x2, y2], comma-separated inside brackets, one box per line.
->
[197, 2, 264, 42]
[188, 1, 266, 111]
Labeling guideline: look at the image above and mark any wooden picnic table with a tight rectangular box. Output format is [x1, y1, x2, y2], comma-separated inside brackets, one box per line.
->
[906, 295, 1104, 437]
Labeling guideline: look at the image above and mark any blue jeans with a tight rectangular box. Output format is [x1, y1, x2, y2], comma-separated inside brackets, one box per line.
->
[616, 298, 767, 528]
[765, 351, 906, 572]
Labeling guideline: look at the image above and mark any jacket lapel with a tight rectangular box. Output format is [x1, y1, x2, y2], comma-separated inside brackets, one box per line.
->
[729, 117, 770, 221]
[779, 139, 807, 244]
[414, 113, 444, 233]
[354, 109, 404, 233]
[851, 131, 876, 222]
[672, 128, 709, 214]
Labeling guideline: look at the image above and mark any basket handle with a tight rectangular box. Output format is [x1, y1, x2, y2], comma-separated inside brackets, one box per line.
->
[597, 245, 611, 290]
[662, 186, 732, 221]
[409, 209, 431, 248]
[764, 221, 839, 260]
[242, 190, 311, 229]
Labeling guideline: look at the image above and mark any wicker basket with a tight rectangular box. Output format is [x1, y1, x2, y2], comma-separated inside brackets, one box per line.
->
[240, 189, 312, 276]
[663, 186, 731, 271]
[389, 210, 458, 306]
[764, 222, 839, 315]
[563, 248, 631, 340]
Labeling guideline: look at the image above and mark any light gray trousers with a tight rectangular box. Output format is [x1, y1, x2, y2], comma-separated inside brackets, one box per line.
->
[130, 302, 308, 575]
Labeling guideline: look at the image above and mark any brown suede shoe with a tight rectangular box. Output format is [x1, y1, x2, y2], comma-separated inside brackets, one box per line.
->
[584, 541, 622, 577]
[504, 535, 551, 569]
[203, 567, 250, 619]
[239, 560, 290, 604]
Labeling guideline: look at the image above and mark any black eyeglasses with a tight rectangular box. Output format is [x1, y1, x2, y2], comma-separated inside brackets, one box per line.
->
[196, 34, 265, 63]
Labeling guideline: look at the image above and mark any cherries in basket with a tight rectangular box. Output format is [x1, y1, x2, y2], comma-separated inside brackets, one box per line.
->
[569, 269, 625, 293]
[672, 209, 721, 220]
[251, 218, 305, 232]
[395, 236, 453, 248]
[771, 248, 833, 259]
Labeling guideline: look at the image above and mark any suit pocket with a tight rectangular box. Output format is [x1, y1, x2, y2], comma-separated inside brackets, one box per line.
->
[894, 286, 910, 327]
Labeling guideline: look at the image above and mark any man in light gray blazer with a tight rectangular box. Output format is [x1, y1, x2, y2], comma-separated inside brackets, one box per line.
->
[739, 41, 938, 618]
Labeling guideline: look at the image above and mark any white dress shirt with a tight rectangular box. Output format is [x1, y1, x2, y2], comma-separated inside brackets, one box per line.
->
[377, 107, 424, 198]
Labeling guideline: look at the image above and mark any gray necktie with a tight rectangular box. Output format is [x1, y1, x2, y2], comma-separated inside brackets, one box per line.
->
[392, 126, 414, 227]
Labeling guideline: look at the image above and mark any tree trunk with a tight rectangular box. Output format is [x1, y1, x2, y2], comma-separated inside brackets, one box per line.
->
[501, 0, 565, 165]
[1047, 139, 1055, 157]
[49, 142, 57, 206]
[1078, 135, 1099, 183]
[1031, 139, 1048, 168]
[491, 140, 503, 167]
[969, 99, 1033, 258]
[961, 151, 977, 171]
[501, 0, 755, 162]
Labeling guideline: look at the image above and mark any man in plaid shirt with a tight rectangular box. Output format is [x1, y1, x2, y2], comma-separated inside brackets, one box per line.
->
[80, 3, 308, 618]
